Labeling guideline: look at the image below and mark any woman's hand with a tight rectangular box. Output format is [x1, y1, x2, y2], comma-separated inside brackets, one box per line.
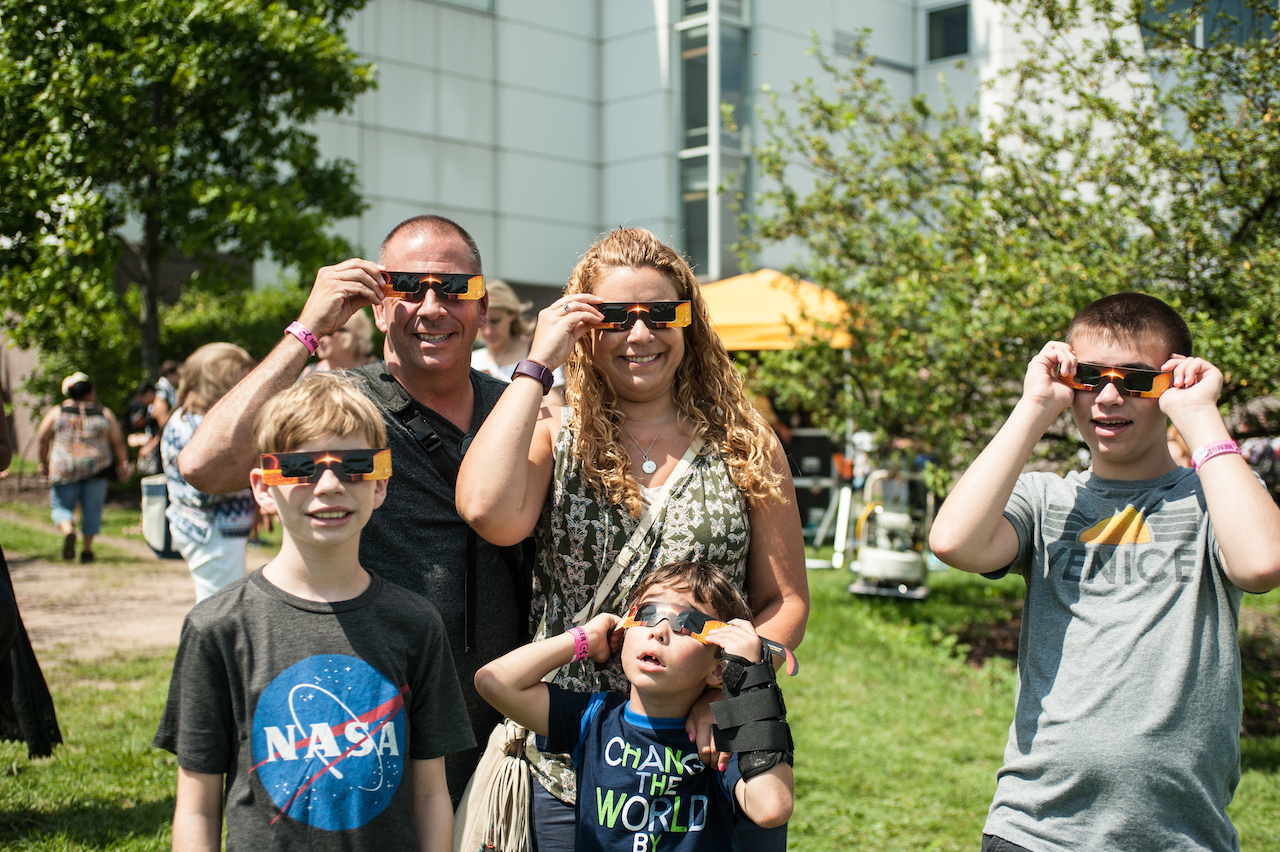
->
[685, 688, 729, 769]
[526, 295, 605, 371]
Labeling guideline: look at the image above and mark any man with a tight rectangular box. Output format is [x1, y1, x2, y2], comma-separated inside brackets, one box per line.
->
[179, 215, 522, 801]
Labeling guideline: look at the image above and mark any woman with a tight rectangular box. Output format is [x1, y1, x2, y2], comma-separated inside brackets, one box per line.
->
[161, 343, 258, 602]
[305, 307, 375, 375]
[471, 279, 566, 404]
[457, 228, 808, 850]
[36, 372, 130, 562]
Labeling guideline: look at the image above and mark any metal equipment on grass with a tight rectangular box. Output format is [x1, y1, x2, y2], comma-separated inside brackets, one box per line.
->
[847, 469, 934, 600]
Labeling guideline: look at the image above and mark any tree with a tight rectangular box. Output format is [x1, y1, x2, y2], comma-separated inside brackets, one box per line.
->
[747, 1, 1280, 487]
[0, 0, 374, 402]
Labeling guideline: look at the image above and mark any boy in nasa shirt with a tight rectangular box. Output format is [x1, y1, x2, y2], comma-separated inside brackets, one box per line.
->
[155, 373, 473, 851]
[476, 562, 794, 851]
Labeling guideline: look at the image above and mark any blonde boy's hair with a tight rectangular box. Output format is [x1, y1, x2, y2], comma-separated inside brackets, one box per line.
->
[254, 373, 387, 455]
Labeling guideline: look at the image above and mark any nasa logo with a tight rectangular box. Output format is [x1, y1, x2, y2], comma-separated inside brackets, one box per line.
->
[250, 655, 407, 831]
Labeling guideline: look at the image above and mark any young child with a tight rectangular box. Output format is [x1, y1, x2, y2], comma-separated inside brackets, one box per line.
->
[154, 372, 475, 851]
[475, 561, 794, 851]
[929, 293, 1280, 852]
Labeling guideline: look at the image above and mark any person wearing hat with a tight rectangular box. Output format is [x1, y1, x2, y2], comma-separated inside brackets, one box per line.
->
[472, 279, 566, 404]
[36, 372, 130, 562]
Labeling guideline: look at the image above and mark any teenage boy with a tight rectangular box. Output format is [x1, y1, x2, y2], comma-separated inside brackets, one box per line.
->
[155, 373, 475, 852]
[930, 293, 1280, 852]
[475, 562, 795, 851]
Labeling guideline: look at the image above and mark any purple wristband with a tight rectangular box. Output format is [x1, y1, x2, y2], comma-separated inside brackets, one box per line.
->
[285, 321, 320, 355]
[568, 626, 589, 662]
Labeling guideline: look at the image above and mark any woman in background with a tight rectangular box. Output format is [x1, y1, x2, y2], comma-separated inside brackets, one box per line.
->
[472, 279, 565, 404]
[161, 343, 257, 602]
[36, 372, 130, 563]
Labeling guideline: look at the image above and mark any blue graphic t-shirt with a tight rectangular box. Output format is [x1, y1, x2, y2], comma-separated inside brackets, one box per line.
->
[545, 687, 741, 852]
[154, 571, 475, 850]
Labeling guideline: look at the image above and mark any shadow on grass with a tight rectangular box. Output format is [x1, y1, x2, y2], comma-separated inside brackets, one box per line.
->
[0, 796, 174, 846]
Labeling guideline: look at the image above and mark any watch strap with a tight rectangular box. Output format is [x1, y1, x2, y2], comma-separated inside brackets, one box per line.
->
[513, 359, 553, 395]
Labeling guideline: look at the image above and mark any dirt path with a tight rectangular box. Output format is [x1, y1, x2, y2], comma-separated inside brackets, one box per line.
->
[3, 508, 274, 662]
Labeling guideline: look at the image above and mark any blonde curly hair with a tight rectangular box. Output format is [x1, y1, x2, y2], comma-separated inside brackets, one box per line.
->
[564, 228, 784, 517]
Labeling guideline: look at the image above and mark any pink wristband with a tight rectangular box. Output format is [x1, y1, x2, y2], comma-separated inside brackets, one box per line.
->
[285, 321, 320, 355]
[568, 626, 589, 662]
[1191, 439, 1240, 472]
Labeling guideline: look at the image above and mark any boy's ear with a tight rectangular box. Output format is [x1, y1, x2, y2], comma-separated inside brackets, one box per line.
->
[372, 477, 388, 511]
[249, 469, 279, 515]
[707, 659, 724, 688]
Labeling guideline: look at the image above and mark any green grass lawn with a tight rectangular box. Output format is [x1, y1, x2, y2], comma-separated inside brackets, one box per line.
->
[0, 557, 1275, 849]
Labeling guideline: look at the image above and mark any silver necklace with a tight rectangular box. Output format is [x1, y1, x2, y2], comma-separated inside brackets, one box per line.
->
[623, 409, 676, 474]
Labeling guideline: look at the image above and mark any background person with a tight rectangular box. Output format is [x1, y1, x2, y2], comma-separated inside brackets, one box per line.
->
[303, 306, 376, 376]
[456, 227, 808, 851]
[36, 372, 130, 562]
[162, 344, 258, 602]
[472, 279, 566, 405]
[151, 359, 182, 432]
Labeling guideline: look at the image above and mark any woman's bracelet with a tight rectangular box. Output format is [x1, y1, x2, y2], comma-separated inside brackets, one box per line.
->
[567, 626, 589, 662]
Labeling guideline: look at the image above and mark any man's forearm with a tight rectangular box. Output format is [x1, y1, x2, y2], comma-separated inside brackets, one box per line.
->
[179, 336, 310, 493]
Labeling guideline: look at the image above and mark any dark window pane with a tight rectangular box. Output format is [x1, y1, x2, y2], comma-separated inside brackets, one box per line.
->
[682, 27, 709, 149]
[719, 156, 746, 278]
[682, 0, 708, 20]
[720, 26, 749, 149]
[681, 157, 710, 276]
[928, 4, 969, 61]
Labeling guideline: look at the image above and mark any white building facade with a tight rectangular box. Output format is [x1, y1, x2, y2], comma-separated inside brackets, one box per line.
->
[314, 0, 1012, 294]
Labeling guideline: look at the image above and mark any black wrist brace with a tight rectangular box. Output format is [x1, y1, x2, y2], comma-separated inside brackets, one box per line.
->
[710, 650, 794, 779]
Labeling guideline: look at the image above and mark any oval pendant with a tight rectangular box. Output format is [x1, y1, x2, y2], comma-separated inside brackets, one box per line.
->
[642, 459, 657, 474]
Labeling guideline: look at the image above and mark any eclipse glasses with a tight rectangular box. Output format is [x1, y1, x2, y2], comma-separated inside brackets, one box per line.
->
[621, 601, 799, 675]
[596, 301, 692, 331]
[381, 272, 486, 301]
[1059, 363, 1172, 399]
[259, 448, 392, 486]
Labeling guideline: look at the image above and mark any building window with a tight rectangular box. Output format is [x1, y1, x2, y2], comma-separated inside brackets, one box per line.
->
[1141, 0, 1273, 50]
[676, 0, 750, 281]
[928, 4, 969, 61]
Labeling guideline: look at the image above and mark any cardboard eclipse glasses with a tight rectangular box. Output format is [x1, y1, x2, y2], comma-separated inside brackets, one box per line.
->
[381, 271, 486, 301]
[259, 448, 392, 486]
[1059, 363, 1173, 398]
[621, 601, 799, 675]
[596, 301, 692, 330]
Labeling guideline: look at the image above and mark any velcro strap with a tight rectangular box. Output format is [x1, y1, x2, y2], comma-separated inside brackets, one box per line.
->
[712, 719, 791, 754]
[721, 655, 777, 696]
[711, 686, 785, 729]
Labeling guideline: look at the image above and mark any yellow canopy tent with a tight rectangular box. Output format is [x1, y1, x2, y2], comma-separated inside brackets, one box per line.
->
[700, 268, 851, 351]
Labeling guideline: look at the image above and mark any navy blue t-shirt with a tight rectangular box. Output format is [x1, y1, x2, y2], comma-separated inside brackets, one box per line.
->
[545, 687, 741, 852]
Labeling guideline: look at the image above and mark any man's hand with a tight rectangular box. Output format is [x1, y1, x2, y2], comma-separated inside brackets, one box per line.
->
[297, 258, 386, 338]
[1023, 340, 1078, 417]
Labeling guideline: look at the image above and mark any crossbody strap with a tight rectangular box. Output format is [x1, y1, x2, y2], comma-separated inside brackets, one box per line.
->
[571, 436, 704, 625]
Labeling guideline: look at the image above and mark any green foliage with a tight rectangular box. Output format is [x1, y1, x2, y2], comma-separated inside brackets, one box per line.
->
[749, 2, 1280, 483]
[0, 0, 374, 391]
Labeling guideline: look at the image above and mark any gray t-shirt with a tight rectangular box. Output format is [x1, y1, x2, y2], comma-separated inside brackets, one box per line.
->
[154, 571, 474, 851]
[345, 362, 521, 798]
[988, 466, 1244, 852]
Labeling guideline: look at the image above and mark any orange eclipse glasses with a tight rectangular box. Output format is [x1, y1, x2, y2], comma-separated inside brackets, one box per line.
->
[1059, 363, 1173, 398]
[621, 601, 799, 675]
[259, 448, 392, 486]
[381, 271, 486, 301]
[596, 301, 692, 330]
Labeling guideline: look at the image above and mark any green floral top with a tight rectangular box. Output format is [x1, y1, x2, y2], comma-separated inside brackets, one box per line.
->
[528, 413, 751, 803]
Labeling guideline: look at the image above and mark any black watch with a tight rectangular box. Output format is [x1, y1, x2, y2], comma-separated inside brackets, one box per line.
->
[512, 360, 553, 395]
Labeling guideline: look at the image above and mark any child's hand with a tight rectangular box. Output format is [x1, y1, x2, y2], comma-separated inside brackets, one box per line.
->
[704, 619, 764, 663]
[582, 613, 623, 664]
[1158, 355, 1223, 417]
[1023, 340, 1077, 415]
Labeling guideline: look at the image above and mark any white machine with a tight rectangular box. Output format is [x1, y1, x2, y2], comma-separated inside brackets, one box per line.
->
[846, 469, 934, 600]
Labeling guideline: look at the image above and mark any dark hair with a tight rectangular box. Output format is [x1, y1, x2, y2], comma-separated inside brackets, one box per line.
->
[68, 381, 93, 402]
[134, 382, 155, 396]
[1066, 292, 1193, 359]
[379, 215, 483, 274]
[159, 360, 181, 379]
[625, 562, 752, 623]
